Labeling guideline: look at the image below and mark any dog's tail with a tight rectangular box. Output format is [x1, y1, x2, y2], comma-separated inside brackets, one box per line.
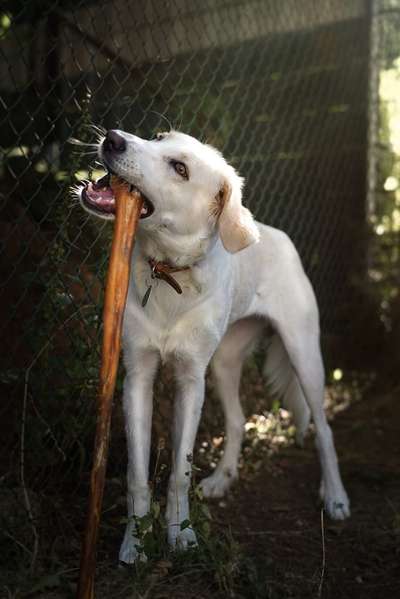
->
[263, 334, 310, 445]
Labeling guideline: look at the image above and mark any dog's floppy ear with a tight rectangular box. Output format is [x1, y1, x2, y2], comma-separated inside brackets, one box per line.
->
[217, 178, 259, 253]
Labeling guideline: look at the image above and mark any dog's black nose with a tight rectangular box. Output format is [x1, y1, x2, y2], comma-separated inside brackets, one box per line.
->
[103, 130, 127, 153]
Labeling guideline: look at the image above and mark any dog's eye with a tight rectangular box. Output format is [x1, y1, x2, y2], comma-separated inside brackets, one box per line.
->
[171, 160, 188, 180]
[155, 132, 165, 141]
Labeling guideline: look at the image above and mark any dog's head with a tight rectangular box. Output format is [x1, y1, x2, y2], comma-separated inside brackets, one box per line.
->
[78, 129, 259, 254]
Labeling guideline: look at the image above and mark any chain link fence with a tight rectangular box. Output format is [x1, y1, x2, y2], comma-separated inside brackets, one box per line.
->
[1, 0, 399, 594]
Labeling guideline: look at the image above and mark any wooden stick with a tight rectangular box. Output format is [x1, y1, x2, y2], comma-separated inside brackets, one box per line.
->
[77, 180, 143, 599]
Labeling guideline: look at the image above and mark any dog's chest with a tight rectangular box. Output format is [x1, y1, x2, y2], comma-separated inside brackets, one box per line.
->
[124, 267, 216, 359]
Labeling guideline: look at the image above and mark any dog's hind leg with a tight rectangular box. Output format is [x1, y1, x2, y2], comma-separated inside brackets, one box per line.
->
[200, 317, 262, 498]
[263, 333, 310, 446]
[270, 301, 350, 520]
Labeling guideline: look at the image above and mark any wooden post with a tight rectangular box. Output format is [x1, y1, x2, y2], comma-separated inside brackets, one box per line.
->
[76, 180, 143, 599]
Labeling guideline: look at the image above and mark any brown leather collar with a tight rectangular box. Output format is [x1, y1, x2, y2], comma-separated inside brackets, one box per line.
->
[148, 258, 190, 295]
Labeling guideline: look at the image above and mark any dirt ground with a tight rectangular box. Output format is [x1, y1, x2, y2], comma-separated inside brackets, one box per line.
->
[77, 380, 400, 599]
[221, 386, 400, 599]
[3, 379, 400, 599]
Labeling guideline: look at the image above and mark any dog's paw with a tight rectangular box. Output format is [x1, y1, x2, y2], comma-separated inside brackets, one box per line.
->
[119, 525, 146, 564]
[322, 489, 351, 521]
[168, 523, 198, 550]
[119, 539, 144, 565]
[199, 467, 237, 498]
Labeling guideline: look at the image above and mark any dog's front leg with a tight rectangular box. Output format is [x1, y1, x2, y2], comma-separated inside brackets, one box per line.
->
[119, 349, 159, 564]
[166, 358, 206, 550]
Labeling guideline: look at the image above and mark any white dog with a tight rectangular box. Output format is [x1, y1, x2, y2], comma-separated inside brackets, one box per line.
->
[77, 129, 350, 563]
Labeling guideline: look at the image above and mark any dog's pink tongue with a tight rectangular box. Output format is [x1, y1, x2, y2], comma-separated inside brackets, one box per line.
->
[86, 182, 115, 212]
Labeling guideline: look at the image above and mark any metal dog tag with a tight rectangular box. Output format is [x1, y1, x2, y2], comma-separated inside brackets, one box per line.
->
[141, 285, 152, 307]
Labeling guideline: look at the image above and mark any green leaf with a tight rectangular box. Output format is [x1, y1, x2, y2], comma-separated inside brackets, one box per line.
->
[194, 485, 204, 500]
[180, 519, 191, 531]
[200, 504, 212, 520]
[136, 513, 153, 535]
[152, 501, 160, 520]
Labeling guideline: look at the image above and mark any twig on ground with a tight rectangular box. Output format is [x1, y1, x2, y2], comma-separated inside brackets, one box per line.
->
[317, 509, 326, 598]
[2, 530, 33, 558]
[30, 398, 67, 461]
[21, 369, 39, 573]
[21, 305, 94, 573]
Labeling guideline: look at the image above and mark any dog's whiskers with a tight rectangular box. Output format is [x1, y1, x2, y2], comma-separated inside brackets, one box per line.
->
[68, 137, 98, 147]
[84, 122, 107, 136]
[173, 115, 183, 133]
[151, 110, 173, 133]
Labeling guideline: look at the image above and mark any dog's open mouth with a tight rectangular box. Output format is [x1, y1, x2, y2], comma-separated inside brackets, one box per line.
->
[82, 173, 154, 218]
